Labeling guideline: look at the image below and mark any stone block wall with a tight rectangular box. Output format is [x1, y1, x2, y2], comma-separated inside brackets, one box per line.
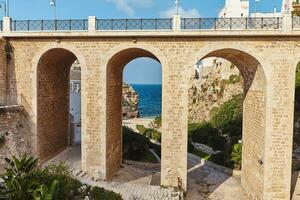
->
[37, 48, 76, 162]
[0, 40, 6, 105]
[0, 105, 31, 173]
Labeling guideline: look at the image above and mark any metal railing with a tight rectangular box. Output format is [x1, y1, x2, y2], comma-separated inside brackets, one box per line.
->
[181, 17, 282, 30]
[10, 19, 88, 31]
[96, 18, 173, 30]
[293, 16, 300, 29]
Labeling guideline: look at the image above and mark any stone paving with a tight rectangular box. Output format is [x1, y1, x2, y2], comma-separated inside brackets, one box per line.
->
[47, 147, 249, 200]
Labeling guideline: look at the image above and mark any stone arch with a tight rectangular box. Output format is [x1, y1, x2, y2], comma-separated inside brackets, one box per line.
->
[32, 43, 87, 157]
[189, 48, 266, 199]
[33, 44, 86, 163]
[105, 47, 162, 180]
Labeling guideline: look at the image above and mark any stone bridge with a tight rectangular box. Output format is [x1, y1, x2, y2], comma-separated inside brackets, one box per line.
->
[0, 5, 300, 199]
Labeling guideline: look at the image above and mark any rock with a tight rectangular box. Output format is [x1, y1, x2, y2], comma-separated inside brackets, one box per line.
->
[188, 59, 243, 122]
[122, 83, 140, 119]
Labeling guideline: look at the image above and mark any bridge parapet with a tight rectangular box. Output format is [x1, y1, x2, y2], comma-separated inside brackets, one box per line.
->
[0, 15, 299, 36]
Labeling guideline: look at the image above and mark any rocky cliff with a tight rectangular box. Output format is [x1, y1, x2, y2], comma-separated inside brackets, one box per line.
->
[188, 58, 243, 123]
[122, 83, 139, 119]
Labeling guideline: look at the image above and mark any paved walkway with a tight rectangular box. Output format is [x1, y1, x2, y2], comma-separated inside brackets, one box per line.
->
[47, 147, 249, 200]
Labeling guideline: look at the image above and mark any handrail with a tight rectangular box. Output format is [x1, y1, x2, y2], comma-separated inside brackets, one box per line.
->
[181, 17, 282, 30]
[96, 18, 173, 30]
[10, 19, 88, 31]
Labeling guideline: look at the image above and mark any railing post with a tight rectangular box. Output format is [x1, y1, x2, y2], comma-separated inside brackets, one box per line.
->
[172, 15, 181, 31]
[281, 0, 293, 32]
[214, 18, 217, 30]
[69, 19, 72, 30]
[2, 17, 11, 32]
[88, 16, 96, 32]
[282, 15, 292, 32]
[55, 20, 57, 31]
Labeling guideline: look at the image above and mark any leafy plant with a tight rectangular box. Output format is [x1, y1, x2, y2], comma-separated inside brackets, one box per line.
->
[0, 155, 39, 200]
[0, 155, 123, 200]
[136, 125, 147, 134]
[207, 135, 226, 151]
[208, 153, 224, 165]
[188, 122, 219, 144]
[32, 180, 59, 200]
[154, 115, 162, 128]
[91, 186, 122, 200]
[231, 143, 242, 170]
[211, 94, 243, 141]
[228, 74, 241, 84]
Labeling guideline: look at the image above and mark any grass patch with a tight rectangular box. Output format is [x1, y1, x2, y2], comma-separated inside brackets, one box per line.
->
[139, 150, 159, 163]
[192, 149, 211, 160]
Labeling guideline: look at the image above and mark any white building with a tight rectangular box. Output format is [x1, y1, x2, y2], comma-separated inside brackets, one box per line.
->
[194, 0, 283, 76]
[218, 0, 249, 18]
[69, 67, 81, 145]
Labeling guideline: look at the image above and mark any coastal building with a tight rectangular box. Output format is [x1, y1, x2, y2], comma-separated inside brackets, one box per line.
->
[69, 62, 81, 145]
[218, 0, 249, 18]
[194, 0, 282, 78]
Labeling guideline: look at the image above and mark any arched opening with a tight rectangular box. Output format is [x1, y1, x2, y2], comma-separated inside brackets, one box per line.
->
[37, 48, 82, 166]
[106, 48, 162, 183]
[187, 49, 266, 199]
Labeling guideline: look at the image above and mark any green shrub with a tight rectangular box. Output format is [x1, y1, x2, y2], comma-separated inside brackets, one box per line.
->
[91, 186, 122, 200]
[207, 135, 226, 151]
[123, 126, 152, 161]
[192, 149, 210, 160]
[136, 125, 161, 142]
[231, 143, 242, 170]
[136, 125, 147, 134]
[208, 153, 224, 165]
[211, 94, 243, 139]
[0, 155, 123, 200]
[188, 122, 219, 144]
[228, 74, 241, 84]
[144, 129, 161, 142]
[154, 115, 162, 128]
[188, 139, 194, 153]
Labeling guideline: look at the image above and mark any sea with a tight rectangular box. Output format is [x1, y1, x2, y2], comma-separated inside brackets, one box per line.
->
[131, 84, 162, 118]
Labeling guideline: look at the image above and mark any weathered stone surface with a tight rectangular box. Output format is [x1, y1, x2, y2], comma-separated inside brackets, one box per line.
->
[122, 83, 139, 119]
[188, 59, 243, 122]
[0, 105, 31, 173]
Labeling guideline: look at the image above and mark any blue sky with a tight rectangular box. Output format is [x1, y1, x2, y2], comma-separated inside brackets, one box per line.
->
[5, 0, 283, 84]
[7, 0, 282, 19]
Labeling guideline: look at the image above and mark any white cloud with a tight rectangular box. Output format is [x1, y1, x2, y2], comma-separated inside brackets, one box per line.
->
[106, 0, 134, 16]
[106, 0, 154, 16]
[130, 0, 154, 8]
[160, 6, 201, 18]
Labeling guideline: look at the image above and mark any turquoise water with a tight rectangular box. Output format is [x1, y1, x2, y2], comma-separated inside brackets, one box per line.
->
[131, 84, 162, 118]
